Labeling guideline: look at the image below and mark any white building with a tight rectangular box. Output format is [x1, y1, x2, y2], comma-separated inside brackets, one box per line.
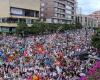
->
[76, 14, 98, 28]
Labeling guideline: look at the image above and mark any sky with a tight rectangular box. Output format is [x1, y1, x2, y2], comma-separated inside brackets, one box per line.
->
[78, 0, 100, 14]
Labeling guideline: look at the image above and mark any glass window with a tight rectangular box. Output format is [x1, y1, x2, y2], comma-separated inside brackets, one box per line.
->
[66, 10, 72, 14]
[0, 18, 2, 23]
[41, 8, 44, 11]
[55, 8, 58, 12]
[41, 3, 45, 6]
[66, 5, 72, 10]
[41, 13, 44, 17]
[26, 19, 32, 24]
[10, 8, 23, 15]
[54, 14, 57, 17]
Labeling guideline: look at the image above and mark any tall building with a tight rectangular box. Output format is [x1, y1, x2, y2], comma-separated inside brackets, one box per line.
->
[89, 11, 100, 27]
[40, 0, 77, 24]
[0, 0, 40, 32]
[76, 14, 98, 28]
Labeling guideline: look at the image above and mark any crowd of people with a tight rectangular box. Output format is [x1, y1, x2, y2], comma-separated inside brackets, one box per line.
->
[0, 28, 99, 80]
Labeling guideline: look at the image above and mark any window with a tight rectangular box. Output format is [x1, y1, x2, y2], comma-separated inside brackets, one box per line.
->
[26, 19, 32, 24]
[53, 19, 58, 23]
[2, 18, 7, 23]
[36, 11, 39, 17]
[66, 16, 71, 19]
[55, 8, 58, 12]
[54, 14, 57, 17]
[66, 10, 71, 14]
[41, 3, 45, 6]
[0, 18, 2, 23]
[66, 5, 72, 10]
[41, 8, 44, 11]
[55, 2, 58, 6]
[41, 13, 44, 17]
[10, 8, 23, 15]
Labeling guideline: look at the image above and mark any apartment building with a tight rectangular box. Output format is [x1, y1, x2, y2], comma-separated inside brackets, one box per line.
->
[89, 11, 100, 27]
[0, 0, 40, 32]
[76, 14, 98, 28]
[40, 0, 77, 24]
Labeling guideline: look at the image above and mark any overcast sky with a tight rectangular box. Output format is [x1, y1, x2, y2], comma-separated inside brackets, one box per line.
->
[78, 0, 100, 14]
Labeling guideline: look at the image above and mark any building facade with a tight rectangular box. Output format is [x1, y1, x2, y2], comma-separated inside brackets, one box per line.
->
[89, 11, 100, 27]
[76, 15, 98, 28]
[40, 0, 77, 24]
[0, 0, 40, 32]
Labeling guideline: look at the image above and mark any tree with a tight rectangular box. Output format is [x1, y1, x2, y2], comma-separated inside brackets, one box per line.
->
[91, 35, 100, 49]
[63, 24, 70, 31]
[16, 21, 28, 37]
[16, 21, 83, 36]
[91, 28, 100, 57]
[39, 22, 47, 34]
[30, 21, 40, 34]
[75, 22, 82, 29]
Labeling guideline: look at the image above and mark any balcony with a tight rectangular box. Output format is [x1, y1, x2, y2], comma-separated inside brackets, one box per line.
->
[0, 23, 17, 27]
[54, 0, 65, 4]
[67, 0, 76, 4]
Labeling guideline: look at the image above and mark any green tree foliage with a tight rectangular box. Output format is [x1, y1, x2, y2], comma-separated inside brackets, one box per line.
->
[75, 22, 83, 29]
[29, 21, 40, 34]
[16, 21, 83, 35]
[91, 28, 100, 49]
[16, 21, 28, 37]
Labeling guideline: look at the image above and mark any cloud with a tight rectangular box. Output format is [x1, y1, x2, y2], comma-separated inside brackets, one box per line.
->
[78, 0, 100, 14]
